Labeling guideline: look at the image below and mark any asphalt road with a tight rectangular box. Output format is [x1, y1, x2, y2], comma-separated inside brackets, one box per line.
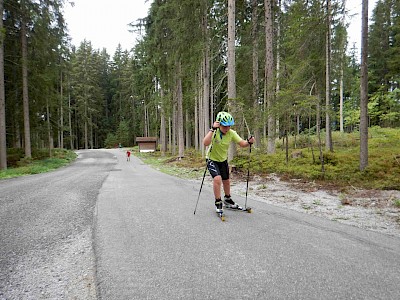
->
[0, 149, 115, 299]
[1, 149, 400, 299]
[95, 149, 400, 299]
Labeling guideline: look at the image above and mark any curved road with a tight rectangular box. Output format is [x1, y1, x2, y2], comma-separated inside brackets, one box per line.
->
[1, 149, 400, 299]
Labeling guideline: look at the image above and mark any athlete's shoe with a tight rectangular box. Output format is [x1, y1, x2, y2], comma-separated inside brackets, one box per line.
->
[224, 195, 239, 208]
[215, 200, 223, 213]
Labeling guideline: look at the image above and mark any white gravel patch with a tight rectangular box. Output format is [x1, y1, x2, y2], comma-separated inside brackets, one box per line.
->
[228, 173, 400, 238]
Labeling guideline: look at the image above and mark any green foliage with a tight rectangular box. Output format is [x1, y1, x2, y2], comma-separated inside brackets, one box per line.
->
[136, 149, 205, 179]
[104, 133, 118, 148]
[150, 127, 400, 191]
[116, 120, 131, 146]
[1, 149, 77, 179]
[369, 0, 400, 94]
[103, 120, 134, 148]
[2, 0, 400, 165]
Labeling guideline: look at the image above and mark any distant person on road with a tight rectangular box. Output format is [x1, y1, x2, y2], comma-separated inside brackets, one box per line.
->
[203, 111, 254, 214]
[126, 150, 131, 161]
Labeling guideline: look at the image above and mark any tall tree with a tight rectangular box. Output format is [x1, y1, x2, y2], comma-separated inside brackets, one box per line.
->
[265, 0, 275, 153]
[0, 0, 6, 169]
[369, 0, 395, 93]
[325, 0, 333, 151]
[227, 0, 236, 103]
[251, 0, 260, 146]
[176, 60, 184, 158]
[21, 0, 31, 158]
[70, 41, 105, 149]
[227, 0, 237, 162]
[339, 0, 347, 133]
[202, 1, 210, 152]
[360, 0, 369, 170]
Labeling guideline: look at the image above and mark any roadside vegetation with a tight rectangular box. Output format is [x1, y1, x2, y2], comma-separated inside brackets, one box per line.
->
[0, 149, 77, 180]
[136, 127, 400, 191]
[1, 127, 399, 192]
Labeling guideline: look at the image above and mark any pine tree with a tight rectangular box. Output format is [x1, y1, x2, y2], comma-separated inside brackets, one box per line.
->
[360, 0, 369, 171]
[265, 0, 275, 154]
[20, 0, 32, 158]
[369, 0, 391, 92]
[0, 0, 6, 169]
[325, 0, 333, 151]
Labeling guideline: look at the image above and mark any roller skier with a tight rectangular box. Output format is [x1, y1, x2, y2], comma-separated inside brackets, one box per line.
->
[202, 112, 254, 219]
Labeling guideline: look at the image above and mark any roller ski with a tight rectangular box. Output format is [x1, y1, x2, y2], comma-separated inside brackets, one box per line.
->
[215, 200, 226, 221]
[224, 196, 252, 213]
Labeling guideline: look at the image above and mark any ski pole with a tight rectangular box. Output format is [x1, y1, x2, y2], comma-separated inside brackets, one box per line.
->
[193, 162, 208, 215]
[193, 129, 218, 215]
[245, 142, 252, 209]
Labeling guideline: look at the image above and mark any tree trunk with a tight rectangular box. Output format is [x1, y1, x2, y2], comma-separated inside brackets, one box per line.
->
[227, 0, 236, 102]
[317, 98, 325, 176]
[46, 95, 52, 156]
[251, 0, 260, 147]
[203, 55, 210, 140]
[60, 71, 64, 149]
[168, 116, 172, 154]
[325, 0, 333, 151]
[227, 0, 237, 162]
[198, 67, 204, 155]
[210, 53, 214, 122]
[160, 110, 166, 155]
[339, 1, 346, 133]
[90, 113, 93, 149]
[144, 100, 148, 137]
[84, 91, 88, 149]
[176, 61, 184, 158]
[265, 0, 275, 154]
[339, 64, 344, 133]
[172, 105, 176, 155]
[360, 0, 369, 171]
[21, 15, 32, 158]
[160, 88, 167, 155]
[185, 109, 191, 148]
[275, 0, 282, 139]
[0, 0, 7, 170]
[195, 88, 199, 151]
[68, 87, 74, 150]
[203, 8, 210, 148]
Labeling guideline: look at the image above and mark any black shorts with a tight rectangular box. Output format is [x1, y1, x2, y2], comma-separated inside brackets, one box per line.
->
[207, 160, 230, 180]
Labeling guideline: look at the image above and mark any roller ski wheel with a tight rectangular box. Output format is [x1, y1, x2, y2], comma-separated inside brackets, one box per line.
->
[215, 200, 226, 221]
[217, 211, 226, 221]
[223, 197, 251, 213]
[225, 204, 252, 213]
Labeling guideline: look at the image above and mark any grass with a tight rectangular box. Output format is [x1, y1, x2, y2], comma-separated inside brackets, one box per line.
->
[231, 127, 400, 190]
[2, 127, 399, 191]
[0, 149, 77, 179]
[135, 148, 206, 179]
[136, 127, 400, 191]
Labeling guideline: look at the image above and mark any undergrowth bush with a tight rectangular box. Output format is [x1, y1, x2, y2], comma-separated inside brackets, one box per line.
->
[180, 127, 399, 190]
[1, 149, 77, 179]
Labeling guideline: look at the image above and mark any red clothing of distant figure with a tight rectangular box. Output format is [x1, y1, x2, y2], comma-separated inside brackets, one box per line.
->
[126, 151, 131, 161]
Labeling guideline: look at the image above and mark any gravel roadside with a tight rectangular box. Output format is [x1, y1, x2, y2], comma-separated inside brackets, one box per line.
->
[226, 173, 400, 238]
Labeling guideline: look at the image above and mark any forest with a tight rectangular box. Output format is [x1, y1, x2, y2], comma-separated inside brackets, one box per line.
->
[0, 0, 399, 172]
